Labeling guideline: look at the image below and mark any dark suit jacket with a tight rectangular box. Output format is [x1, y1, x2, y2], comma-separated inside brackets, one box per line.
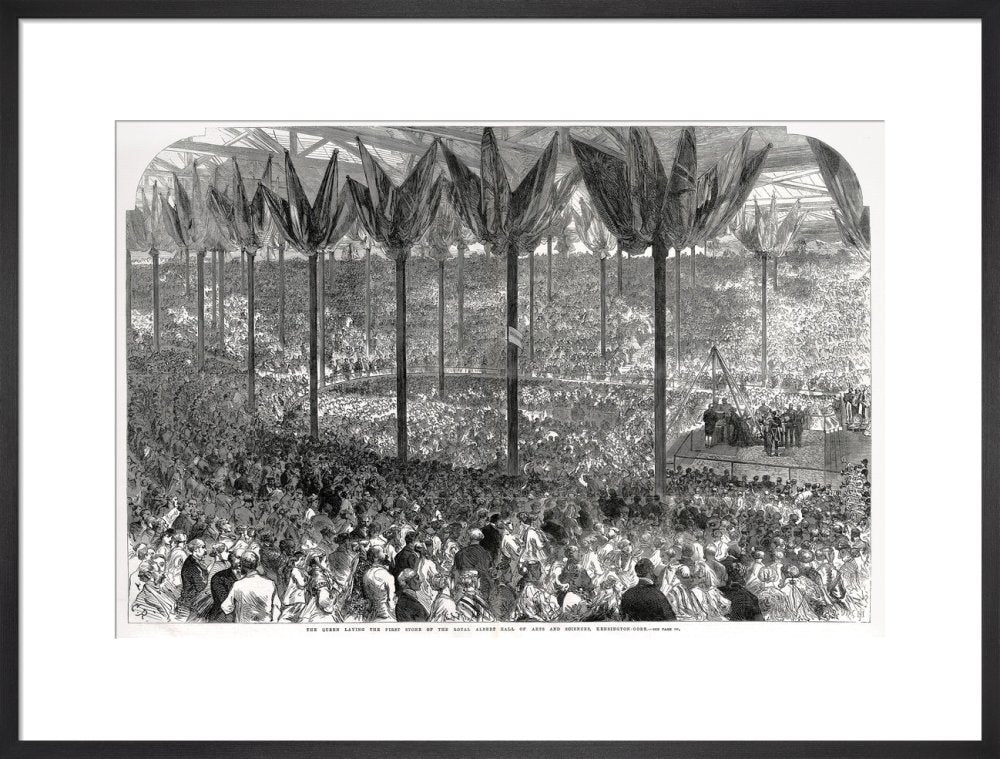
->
[453, 543, 494, 597]
[188, 520, 208, 541]
[481, 524, 503, 558]
[541, 519, 568, 544]
[620, 579, 677, 621]
[179, 554, 208, 605]
[391, 547, 420, 579]
[172, 514, 194, 537]
[453, 544, 492, 575]
[207, 568, 237, 622]
[395, 592, 428, 622]
[720, 584, 764, 621]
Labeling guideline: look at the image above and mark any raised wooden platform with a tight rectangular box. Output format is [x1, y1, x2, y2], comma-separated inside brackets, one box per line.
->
[823, 429, 872, 471]
[668, 428, 870, 485]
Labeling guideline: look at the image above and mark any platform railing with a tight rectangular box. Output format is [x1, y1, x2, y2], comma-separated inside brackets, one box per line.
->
[671, 425, 841, 486]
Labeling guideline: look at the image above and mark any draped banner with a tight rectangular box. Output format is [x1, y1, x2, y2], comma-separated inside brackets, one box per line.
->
[807, 136, 870, 259]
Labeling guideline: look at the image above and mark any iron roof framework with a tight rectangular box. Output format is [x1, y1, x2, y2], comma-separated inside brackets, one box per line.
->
[139, 124, 853, 245]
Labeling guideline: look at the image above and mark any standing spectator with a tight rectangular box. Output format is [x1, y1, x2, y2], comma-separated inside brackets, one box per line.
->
[177, 539, 209, 620]
[221, 552, 281, 623]
[362, 547, 396, 622]
[480, 514, 504, 563]
[206, 551, 240, 622]
[702, 404, 718, 448]
[391, 532, 420, 580]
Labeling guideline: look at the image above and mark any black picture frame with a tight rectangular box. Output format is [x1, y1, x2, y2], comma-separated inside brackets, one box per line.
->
[0, 2, 996, 758]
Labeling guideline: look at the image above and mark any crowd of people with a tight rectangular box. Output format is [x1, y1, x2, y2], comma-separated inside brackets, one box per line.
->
[834, 385, 872, 432]
[701, 398, 756, 449]
[126, 240, 872, 625]
[128, 241, 869, 393]
[128, 398, 872, 624]
[320, 377, 666, 481]
[700, 397, 814, 456]
[126, 353, 872, 625]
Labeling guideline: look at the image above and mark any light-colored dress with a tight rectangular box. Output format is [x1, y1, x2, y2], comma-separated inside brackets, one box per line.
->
[301, 571, 340, 624]
[514, 582, 559, 622]
[362, 565, 396, 621]
[279, 567, 308, 622]
[430, 589, 461, 622]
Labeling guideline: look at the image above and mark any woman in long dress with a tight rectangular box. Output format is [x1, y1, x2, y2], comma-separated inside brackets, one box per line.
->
[776, 565, 820, 622]
[831, 547, 869, 621]
[278, 552, 308, 622]
[429, 574, 461, 622]
[301, 555, 340, 624]
[754, 566, 789, 621]
[518, 514, 548, 567]
[665, 566, 707, 621]
[513, 563, 558, 622]
[691, 563, 731, 621]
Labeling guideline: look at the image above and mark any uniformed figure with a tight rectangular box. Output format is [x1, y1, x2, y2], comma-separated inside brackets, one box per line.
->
[719, 399, 734, 445]
[781, 405, 794, 448]
[702, 404, 719, 448]
[793, 405, 806, 447]
[765, 412, 781, 456]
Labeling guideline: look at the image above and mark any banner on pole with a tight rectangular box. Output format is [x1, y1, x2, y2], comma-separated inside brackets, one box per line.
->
[508, 326, 523, 348]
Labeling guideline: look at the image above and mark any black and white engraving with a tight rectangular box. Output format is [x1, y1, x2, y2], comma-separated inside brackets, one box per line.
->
[123, 124, 872, 626]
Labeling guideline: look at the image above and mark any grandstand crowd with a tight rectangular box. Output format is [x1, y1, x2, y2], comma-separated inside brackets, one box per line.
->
[127, 242, 872, 623]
